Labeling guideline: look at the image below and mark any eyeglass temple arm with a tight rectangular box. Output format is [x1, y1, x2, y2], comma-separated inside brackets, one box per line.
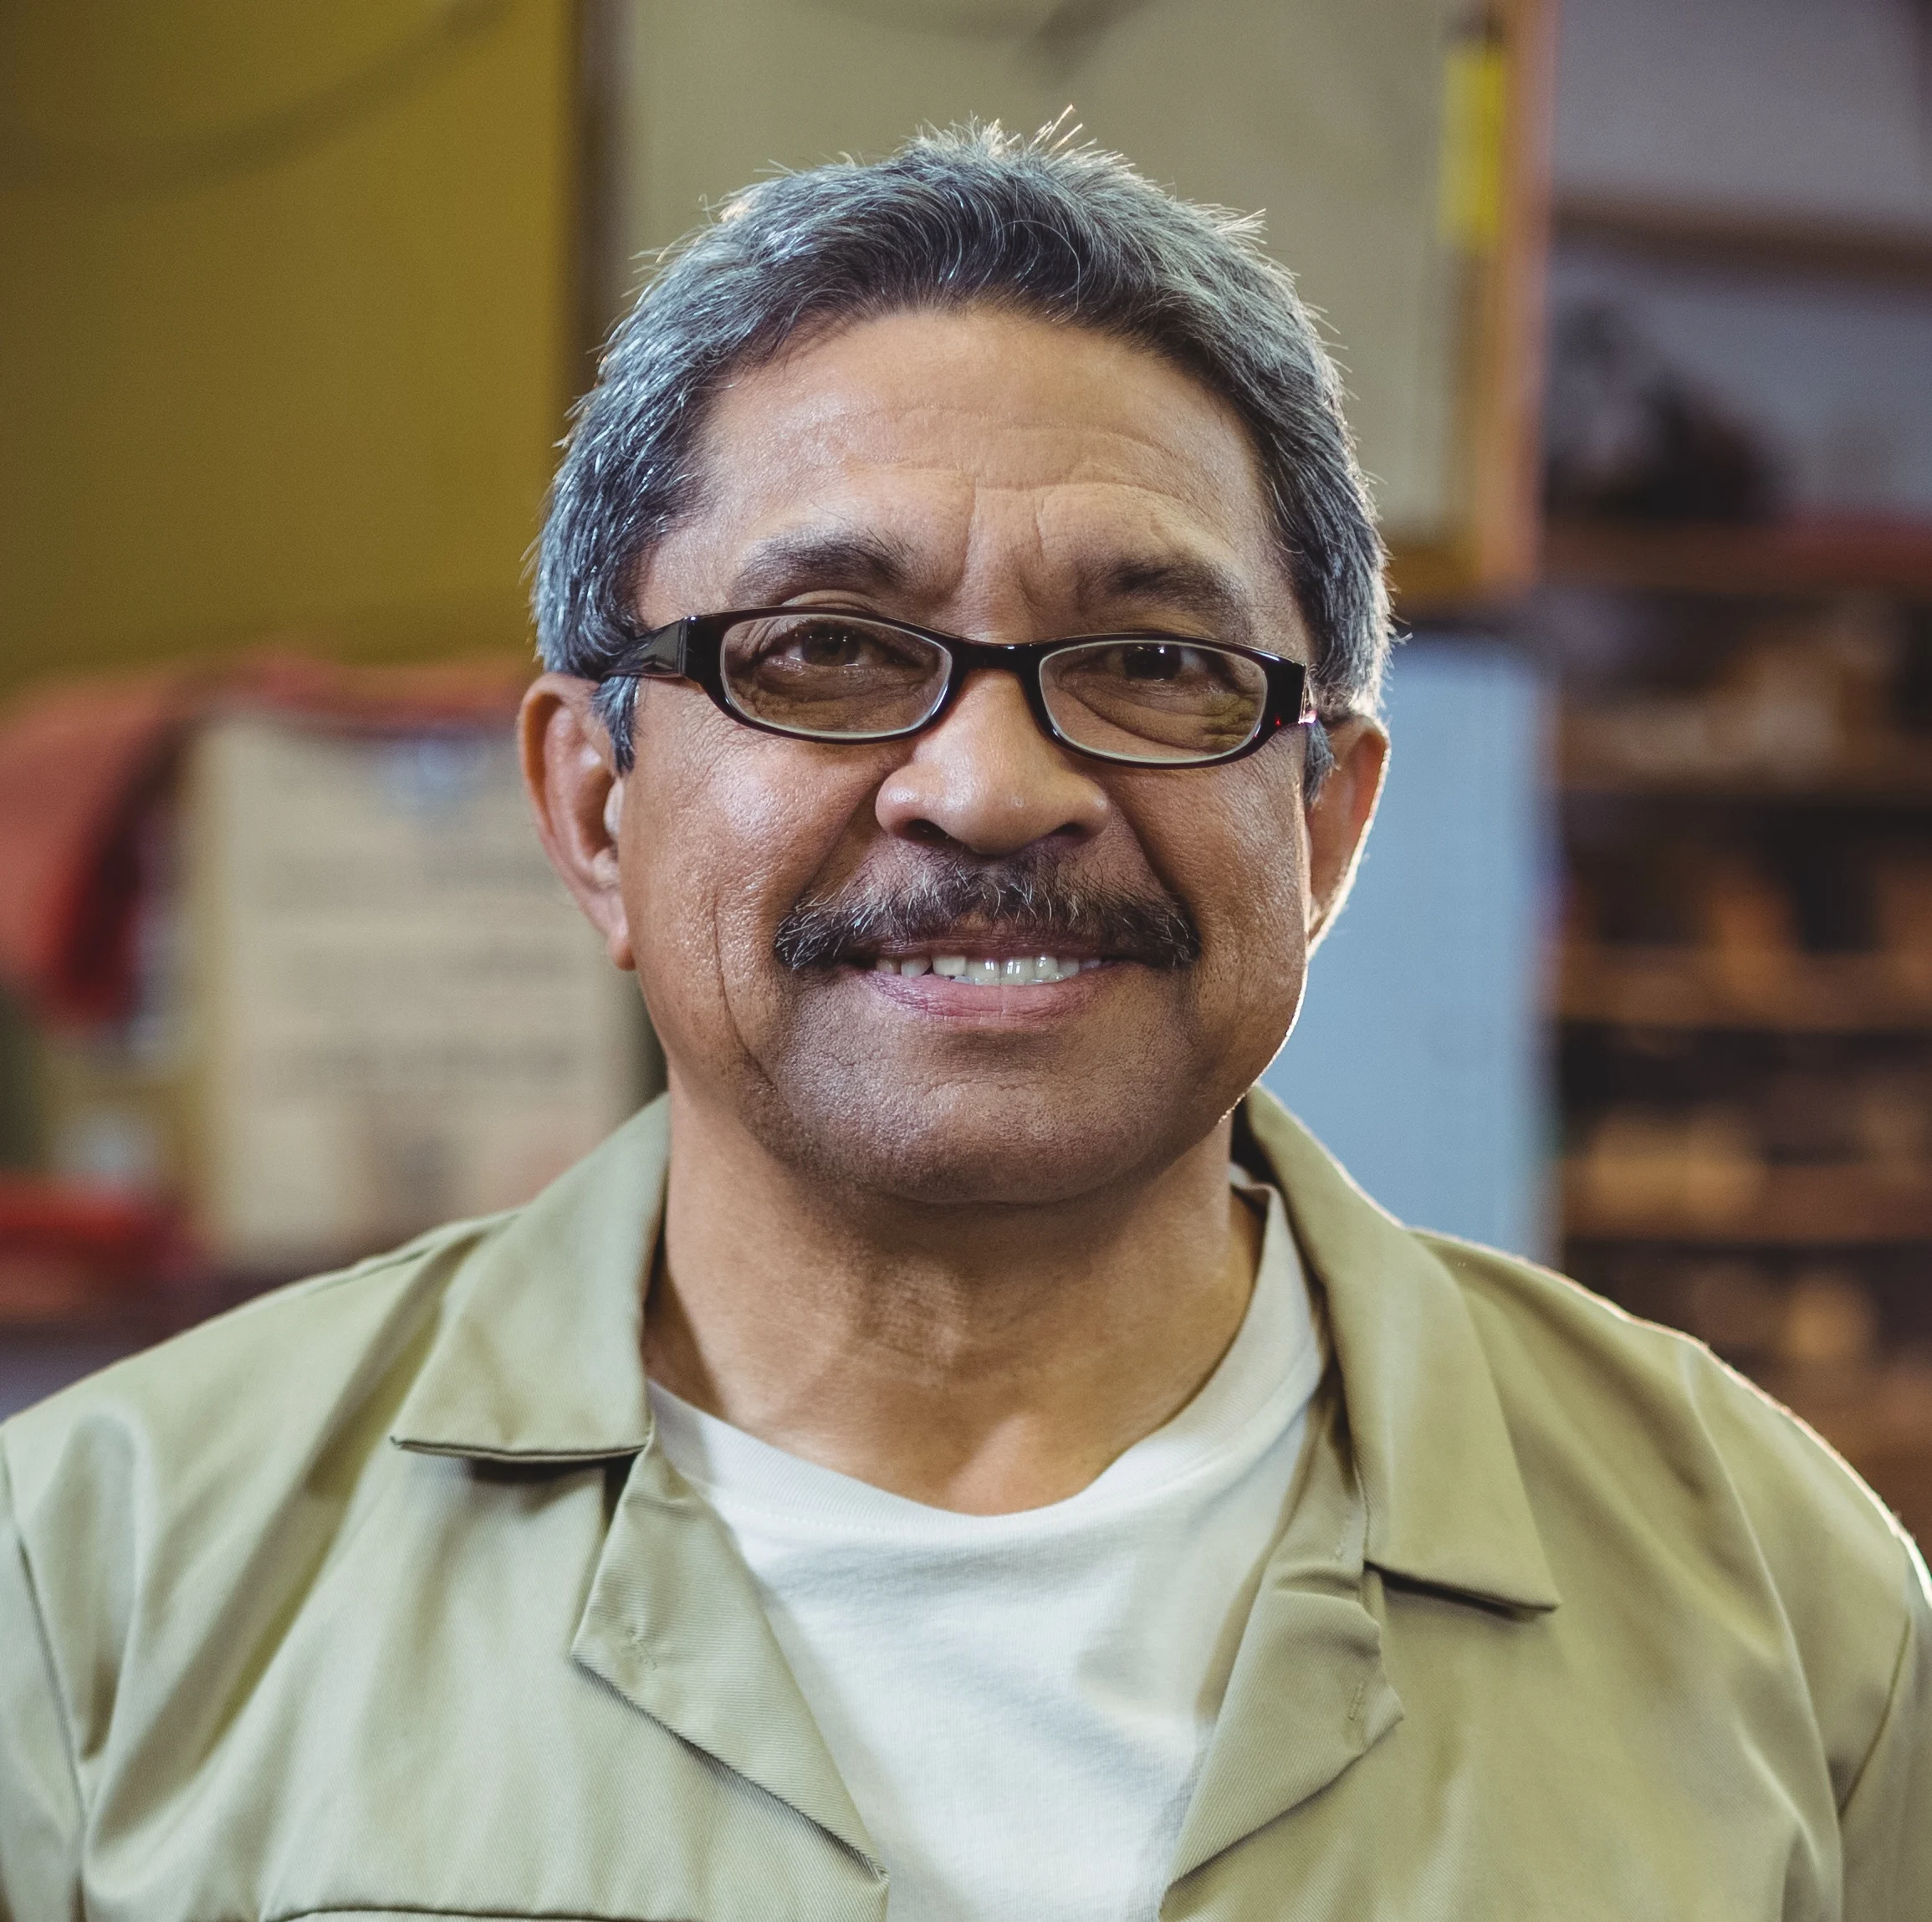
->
[1285, 662, 1319, 727]
[606, 618, 688, 682]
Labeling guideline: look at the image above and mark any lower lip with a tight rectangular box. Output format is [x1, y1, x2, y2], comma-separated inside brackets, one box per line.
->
[849, 964, 1117, 1020]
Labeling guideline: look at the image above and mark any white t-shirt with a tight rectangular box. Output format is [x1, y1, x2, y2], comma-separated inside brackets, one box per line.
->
[647, 1178, 1322, 1922]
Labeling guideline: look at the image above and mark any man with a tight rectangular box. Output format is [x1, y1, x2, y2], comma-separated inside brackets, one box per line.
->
[2, 127, 1925, 1922]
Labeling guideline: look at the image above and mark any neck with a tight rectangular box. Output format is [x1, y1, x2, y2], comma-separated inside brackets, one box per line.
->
[645, 1086, 1263, 1515]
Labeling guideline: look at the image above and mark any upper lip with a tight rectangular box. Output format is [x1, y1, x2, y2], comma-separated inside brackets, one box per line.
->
[861, 933, 1107, 963]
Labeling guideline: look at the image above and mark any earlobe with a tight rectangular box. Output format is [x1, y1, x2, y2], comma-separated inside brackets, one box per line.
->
[519, 672, 637, 972]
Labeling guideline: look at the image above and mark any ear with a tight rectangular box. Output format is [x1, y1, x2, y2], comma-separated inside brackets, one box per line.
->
[1305, 716, 1388, 948]
[519, 673, 635, 971]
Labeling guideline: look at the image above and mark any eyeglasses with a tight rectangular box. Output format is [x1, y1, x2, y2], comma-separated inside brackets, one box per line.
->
[599, 607, 1316, 768]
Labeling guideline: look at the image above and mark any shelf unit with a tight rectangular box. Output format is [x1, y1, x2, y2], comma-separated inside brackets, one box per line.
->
[1544, 515, 1932, 601]
[1561, 947, 1932, 1034]
[1552, 192, 1932, 290]
[1536, 182, 1932, 1535]
[1561, 762, 1932, 808]
[1549, 550, 1932, 1265]
[1563, 1163, 1932, 1246]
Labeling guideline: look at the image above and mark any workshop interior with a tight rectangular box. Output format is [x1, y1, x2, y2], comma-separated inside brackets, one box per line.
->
[3, 0, 1931, 1541]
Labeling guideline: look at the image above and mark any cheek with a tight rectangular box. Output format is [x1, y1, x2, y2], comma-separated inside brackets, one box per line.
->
[617, 696, 878, 1030]
[1145, 750, 1306, 916]
[1130, 756, 1311, 1025]
[1231, 795, 1311, 958]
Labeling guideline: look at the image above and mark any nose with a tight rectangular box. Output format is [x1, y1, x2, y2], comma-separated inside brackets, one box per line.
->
[875, 670, 1111, 857]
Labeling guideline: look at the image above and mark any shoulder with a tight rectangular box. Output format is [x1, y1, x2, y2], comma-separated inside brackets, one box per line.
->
[1, 1210, 509, 1557]
[0, 1209, 520, 1870]
[1415, 1228, 1905, 1567]
[1419, 1229, 1930, 1771]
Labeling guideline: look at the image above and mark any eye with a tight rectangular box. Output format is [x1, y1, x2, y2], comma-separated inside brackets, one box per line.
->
[1108, 642, 1247, 691]
[765, 619, 875, 666]
[1120, 643, 1188, 682]
[1039, 637, 1269, 760]
[719, 613, 950, 737]
[749, 616, 929, 673]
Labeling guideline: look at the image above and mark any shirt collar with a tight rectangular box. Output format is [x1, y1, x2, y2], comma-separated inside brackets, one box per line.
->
[391, 1086, 1561, 1612]
[389, 1099, 667, 1460]
[1239, 1085, 1561, 1613]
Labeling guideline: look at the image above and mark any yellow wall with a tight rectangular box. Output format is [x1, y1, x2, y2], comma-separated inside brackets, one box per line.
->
[0, 0, 575, 688]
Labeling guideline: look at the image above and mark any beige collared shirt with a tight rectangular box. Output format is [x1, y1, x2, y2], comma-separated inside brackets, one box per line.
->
[3, 1089, 1927, 1921]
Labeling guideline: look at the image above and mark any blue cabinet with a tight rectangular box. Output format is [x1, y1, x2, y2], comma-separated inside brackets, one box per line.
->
[1262, 642, 1555, 1261]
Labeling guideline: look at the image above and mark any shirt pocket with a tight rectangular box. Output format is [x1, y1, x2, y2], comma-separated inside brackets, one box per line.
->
[290, 1911, 695, 1920]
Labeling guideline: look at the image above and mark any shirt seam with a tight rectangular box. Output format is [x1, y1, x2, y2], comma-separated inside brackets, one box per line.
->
[1836, 1535, 1925, 1818]
[253, 1909, 694, 1921]
[268, 1214, 514, 1306]
[0, 1436, 90, 1850]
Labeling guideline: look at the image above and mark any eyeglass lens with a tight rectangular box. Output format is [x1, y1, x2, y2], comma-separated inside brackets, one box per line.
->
[718, 613, 1270, 763]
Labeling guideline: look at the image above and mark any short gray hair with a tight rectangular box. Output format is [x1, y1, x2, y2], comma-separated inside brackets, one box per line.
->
[535, 123, 1391, 771]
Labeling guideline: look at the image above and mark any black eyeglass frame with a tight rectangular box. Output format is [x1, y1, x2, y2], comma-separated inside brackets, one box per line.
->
[598, 607, 1318, 769]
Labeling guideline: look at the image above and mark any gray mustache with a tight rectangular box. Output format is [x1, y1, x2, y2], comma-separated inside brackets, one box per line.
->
[774, 857, 1202, 972]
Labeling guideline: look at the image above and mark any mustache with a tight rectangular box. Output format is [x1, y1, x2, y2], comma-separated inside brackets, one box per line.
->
[773, 853, 1203, 972]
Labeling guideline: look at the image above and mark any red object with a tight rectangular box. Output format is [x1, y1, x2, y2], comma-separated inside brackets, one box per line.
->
[0, 669, 193, 1023]
[0, 1173, 178, 1260]
[0, 651, 533, 1022]
[0, 1173, 187, 1326]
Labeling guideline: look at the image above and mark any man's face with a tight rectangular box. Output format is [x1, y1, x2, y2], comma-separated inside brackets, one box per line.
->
[572, 309, 1381, 1205]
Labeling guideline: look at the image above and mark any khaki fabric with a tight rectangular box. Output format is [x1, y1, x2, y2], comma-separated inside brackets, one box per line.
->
[2, 1088, 1927, 1921]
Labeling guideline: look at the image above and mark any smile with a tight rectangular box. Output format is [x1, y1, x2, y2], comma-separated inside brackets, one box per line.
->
[866, 953, 1105, 985]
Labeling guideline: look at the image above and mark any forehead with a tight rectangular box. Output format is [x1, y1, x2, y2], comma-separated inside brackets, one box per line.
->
[641, 307, 1296, 628]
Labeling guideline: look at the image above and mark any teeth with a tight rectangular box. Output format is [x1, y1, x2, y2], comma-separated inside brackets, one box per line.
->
[870, 953, 1098, 984]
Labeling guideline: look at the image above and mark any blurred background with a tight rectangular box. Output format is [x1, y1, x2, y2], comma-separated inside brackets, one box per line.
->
[3, 0, 1929, 1539]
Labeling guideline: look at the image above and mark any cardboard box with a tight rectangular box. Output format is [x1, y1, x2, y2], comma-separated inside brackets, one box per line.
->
[47, 709, 650, 1272]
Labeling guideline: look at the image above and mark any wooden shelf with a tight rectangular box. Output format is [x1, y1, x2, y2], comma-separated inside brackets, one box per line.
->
[1554, 192, 1932, 289]
[1542, 515, 1932, 599]
[1561, 948, 1932, 1033]
[1563, 1163, 1932, 1245]
[1561, 765, 1932, 807]
[1561, 725, 1932, 807]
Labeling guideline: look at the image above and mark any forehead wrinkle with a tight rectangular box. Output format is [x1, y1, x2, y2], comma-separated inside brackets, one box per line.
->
[705, 411, 1280, 646]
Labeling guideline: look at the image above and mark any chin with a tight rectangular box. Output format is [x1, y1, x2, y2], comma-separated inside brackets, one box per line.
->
[755, 1059, 1221, 1209]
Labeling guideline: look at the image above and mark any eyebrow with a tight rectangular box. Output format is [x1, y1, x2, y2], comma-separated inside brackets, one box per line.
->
[727, 528, 925, 607]
[723, 528, 1261, 642]
[1074, 555, 1259, 642]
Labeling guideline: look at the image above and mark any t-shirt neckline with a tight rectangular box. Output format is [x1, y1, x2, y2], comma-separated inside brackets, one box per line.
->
[647, 1175, 1321, 1540]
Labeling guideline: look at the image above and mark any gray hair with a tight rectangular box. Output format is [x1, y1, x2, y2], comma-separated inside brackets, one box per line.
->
[535, 123, 1391, 781]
